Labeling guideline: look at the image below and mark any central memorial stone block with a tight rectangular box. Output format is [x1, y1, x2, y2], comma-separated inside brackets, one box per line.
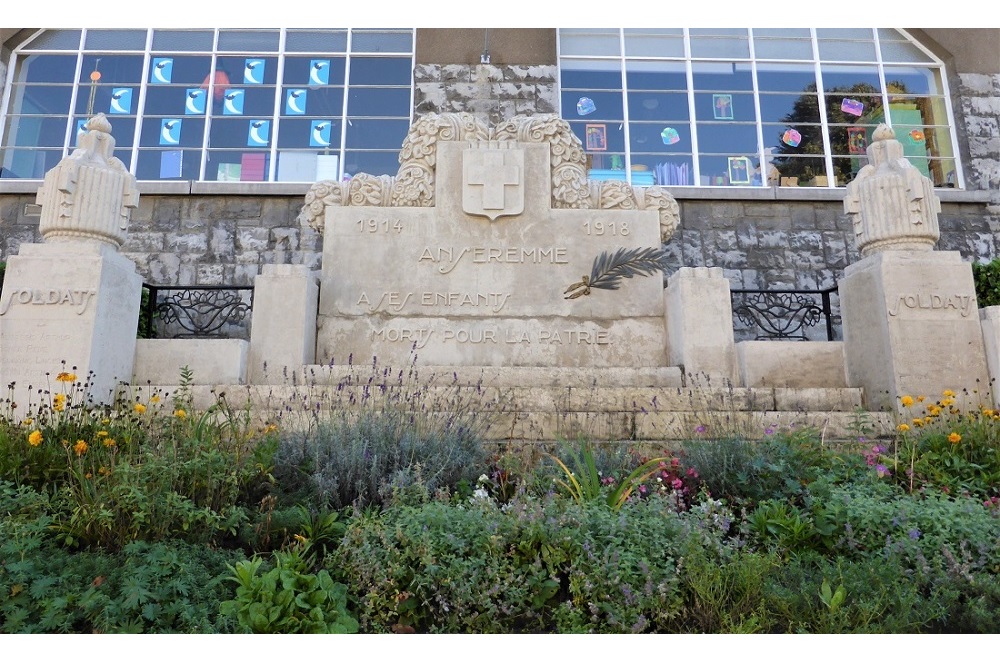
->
[301, 114, 681, 368]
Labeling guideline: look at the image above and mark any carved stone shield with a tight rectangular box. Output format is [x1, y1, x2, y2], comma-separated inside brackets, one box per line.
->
[462, 147, 524, 221]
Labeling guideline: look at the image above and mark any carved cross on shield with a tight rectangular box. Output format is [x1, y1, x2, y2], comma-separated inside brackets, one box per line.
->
[462, 148, 524, 221]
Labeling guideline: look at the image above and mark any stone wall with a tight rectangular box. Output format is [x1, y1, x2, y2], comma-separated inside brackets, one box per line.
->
[413, 64, 558, 127]
[958, 73, 1000, 191]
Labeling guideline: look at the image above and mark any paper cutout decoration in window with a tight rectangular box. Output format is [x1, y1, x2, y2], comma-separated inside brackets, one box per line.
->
[244, 59, 265, 85]
[728, 156, 751, 185]
[278, 152, 318, 182]
[661, 127, 680, 145]
[217, 163, 241, 181]
[310, 121, 333, 148]
[841, 99, 864, 116]
[151, 58, 173, 84]
[202, 69, 230, 101]
[160, 150, 183, 178]
[847, 127, 867, 155]
[160, 119, 182, 146]
[585, 124, 607, 151]
[109, 88, 132, 115]
[240, 153, 266, 181]
[577, 97, 596, 116]
[247, 120, 270, 147]
[316, 154, 339, 181]
[782, 128, 801, 147]
[185, 89, 206, 115]
[223, 90, 245, 115]
[713, 94, 733, 120]
[310, 60, 330, 85]
[286, 89, 307, 115]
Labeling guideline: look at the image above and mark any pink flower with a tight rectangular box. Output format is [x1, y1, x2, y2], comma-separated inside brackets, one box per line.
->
[671, 478, 683, 489]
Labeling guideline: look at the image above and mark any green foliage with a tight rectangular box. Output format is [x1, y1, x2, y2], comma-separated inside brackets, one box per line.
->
[219, 552, 358, 634]
[333, 493, 690, 633]
[546, 440, 670, 510]
[973, 257, 1000, 308]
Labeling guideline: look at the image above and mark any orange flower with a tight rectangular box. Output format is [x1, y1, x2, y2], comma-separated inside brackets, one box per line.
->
[134, 403, 147, 414]
[56, 372, 77, 383]
[897, 423, 910, 432]
[948, 432, 961, 444]
[900, 395, 914, 408]
[73, 440, 89, 456]
[27, 430, 43, 447]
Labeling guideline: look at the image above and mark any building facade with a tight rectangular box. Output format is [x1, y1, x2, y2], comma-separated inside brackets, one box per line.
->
[0, 28, 997, 338]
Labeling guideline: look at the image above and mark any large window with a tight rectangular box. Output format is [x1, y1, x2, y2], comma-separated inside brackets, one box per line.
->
[559, 28, 962, 188]
[0, 28, 414, 182]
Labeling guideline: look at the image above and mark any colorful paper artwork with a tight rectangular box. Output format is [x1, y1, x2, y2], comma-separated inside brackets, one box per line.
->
[244, 59, 266, 85]
[847, 127, 868, 155]
[910, 129, 925, 142]
[309, 60, 330, 86]
[841, 98, 864, 116]
[159, 119, 182, 146]
[713, 94, 734, 120]
[576, 97, 596, 116]
[585, 124, 607, 151]
[728, 156, 751, 184]
[223, 89, 245, 115]
[782, 128, 802, 147]
[185, 89, 207, 115]
[109, 88, 132, 115]
[286, 89, 308, 115]
[247, 120, 270, 147]
[159, 150, 183, 179]
[310, 120, 332, 147]
[150, 58, 173, 84]
[660, 127, 680, 145]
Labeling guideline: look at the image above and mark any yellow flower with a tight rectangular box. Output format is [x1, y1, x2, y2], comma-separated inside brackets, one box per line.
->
[73, 440, 89, 456]
[262, 423, 278, 434]
[98, 466, 110, 476]
[134, 403, 147, 414]
[103, 438, 116, 448]
[897, 423, 910, 432]
[173, 409, 187, 419]
[927, 405, 941, 417]
[916, 395, 926, 403]
[983, 409, 996, 418]
[53, 394, 66, 412]
[293, 534, 307, 545]
[943, 389, 956, 398]
[900, 395, 914, 408]
[948, 432, 961, 444]
[940, 398, 954, 407]
[96, 430, 109, 438]
[151, 395, 161, 404]
[27, 430, 43, 447]
[912, 418, 923, 426]
[56, 372, 77, 383]
[101, 419, 110, 425]
[21, 418, 33, 427]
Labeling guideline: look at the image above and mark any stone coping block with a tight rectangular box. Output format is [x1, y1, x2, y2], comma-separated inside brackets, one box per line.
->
[736, 341, 848, 389]
[981, 306, 1000, 408]
[133, 339, 248, 386]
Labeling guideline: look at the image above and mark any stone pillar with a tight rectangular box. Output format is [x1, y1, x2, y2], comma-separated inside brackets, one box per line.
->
[248, 264, 319, 383]
[981, 306, 1000, 409]
[840, 125, 993, 410]
[0, 114, 143, 410]
[664, 266, 738, 385]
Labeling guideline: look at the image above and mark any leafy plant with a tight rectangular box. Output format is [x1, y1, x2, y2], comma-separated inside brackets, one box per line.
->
[219, 552, 358, 634]
[973, 257, 1000, 308]
[547, 441, 671, 510]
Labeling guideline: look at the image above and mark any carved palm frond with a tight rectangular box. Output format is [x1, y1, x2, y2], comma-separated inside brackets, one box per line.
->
[564, 246, 668, 299]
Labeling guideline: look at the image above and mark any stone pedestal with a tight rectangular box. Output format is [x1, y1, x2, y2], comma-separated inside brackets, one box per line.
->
[664, 267, 738, 385]
[0, 241, 142, 408]
[981, 306, 1000, 409]
[840, 251, 993, 410]
[248, 264, 319, 383]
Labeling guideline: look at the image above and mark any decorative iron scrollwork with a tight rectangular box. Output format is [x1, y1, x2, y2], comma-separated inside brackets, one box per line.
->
[145, 285, 253, 338]
[732, 291, 828, 341]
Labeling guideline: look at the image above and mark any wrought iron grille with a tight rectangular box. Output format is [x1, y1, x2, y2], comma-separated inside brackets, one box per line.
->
[731, 286, 838, 341]
[141, 284, 254, 339]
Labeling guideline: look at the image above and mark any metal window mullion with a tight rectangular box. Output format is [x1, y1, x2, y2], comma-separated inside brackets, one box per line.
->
[339, 29, 353, 181]
[810, 28, 834, 188]
[198, 30, 221, 182]
[874, 27, 892, 128]
[684, 28, 701, 186]
[63, 30, 87, 156]
[748, 28, 766, 188]
[267, 28, 288, 182]
[130, 28, 154, 176]
[619, 29, 632, 184]
[408, 29, 416, 125]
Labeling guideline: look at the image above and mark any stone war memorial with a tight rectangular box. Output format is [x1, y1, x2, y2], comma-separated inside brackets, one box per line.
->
[2, 112, 999, 440]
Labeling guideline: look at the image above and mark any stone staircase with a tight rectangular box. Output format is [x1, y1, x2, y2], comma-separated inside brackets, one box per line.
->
[178, 363, 895, 444]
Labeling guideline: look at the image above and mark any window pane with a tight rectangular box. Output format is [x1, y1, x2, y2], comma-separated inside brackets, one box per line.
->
[285, 30, 348, 53]
[135, 148, 202, 180]
[217, 31, 280, 52]
[628, 92, 690, 121]
[9, 84, 73, 115]
[24, 30, 82, 50]
[821, 64, 881, 92]
[348, 57, 411, 85]
[276, 118, 342, 149]
[143, 116, 206, 148]
[691, 62, 753, 91]
[817, 29, 873, 40]
[351, 30, 413, 53]
[753, 38, 814, 60]
[695, 122, 758, 154]
[344, 150, 400, 177]
[561, 63, 622, 90]
[630, 121, 692, 151]
[767, 154, 827, 186]
[0, 148, 66, 178]
[624, 29, 684, 58]
[818, 39, 876, 62]
[626, 61, 687, 91]
[561, 90, 623, 121]
[759, 92, 818, 124]
[205, 149, 270, 181]
[347, 88, 411, 117]
[756, 64, 817, 93]
[560, 29, 621, 57]
[85, 29, 148, 50]
[16, 54, 79, 84]
[283, 56, 346, 86]
[694, 92, 755, 122]
[345, 118, 409, 150]
[151, 30, 215, 52]
[690, 37, 750, 60]
[2, 114, 71, 147]
[79, 55, 144, 85]
[281, 86, 344, 118]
